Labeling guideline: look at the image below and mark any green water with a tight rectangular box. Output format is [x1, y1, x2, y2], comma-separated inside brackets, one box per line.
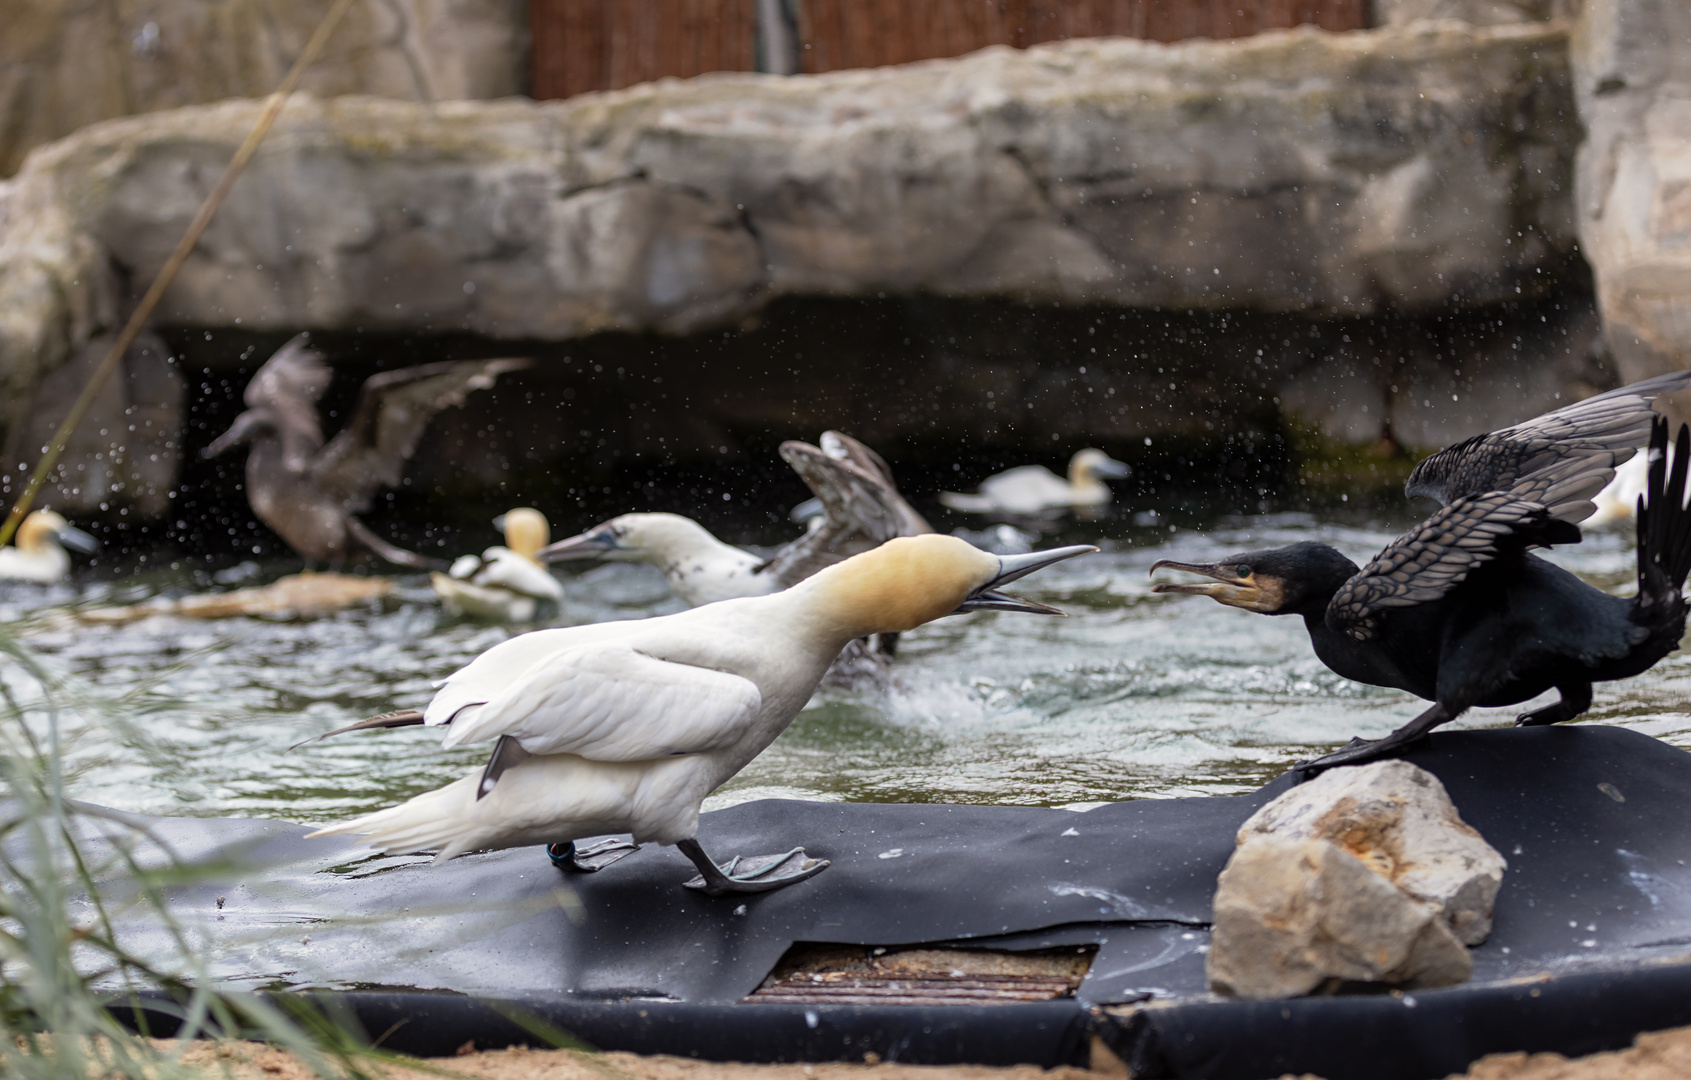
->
[4, 513, 1688, 827]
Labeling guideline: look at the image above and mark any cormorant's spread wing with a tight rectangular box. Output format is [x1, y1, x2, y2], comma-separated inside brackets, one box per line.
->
[761, 433, 932, 587]
[311, 358, 529, 510]
[244, 334, 331, 470]
[1403, 370, 1691, 523]
[438, 642, 763, 762]
[1326, 493, 1578, 640]
[1325, 374, 1691, 640]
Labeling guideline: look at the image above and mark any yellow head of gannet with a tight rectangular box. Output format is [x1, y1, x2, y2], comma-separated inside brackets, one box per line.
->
[802, 533, 1075, 638]
[1070, 448, 1133, 490]
[0, 510, 98, 583]
[495, 508, 550, 564]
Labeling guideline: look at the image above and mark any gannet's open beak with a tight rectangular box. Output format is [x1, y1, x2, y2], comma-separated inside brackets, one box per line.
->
[1149, 560, 1263, 609]
[788, 496, 824, 524]
[55, 525, 99, 555]
[1093, 456, 1133, 480]
[956, 544, 1098, 615]
[538, 527, 619, 563]
[491, 514, 508, 531]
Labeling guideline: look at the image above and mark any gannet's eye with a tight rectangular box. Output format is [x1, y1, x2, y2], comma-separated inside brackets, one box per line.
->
[1236, 565, 1252, 578]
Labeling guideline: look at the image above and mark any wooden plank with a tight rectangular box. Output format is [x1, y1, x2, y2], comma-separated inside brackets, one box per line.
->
[532, 0, 1371, 98]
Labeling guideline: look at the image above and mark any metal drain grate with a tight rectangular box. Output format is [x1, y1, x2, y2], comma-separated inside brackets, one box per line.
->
[743, 944, 1094, 1006]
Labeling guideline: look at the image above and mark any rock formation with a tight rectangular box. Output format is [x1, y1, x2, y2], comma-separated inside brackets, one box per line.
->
[1207, 760, 1507, 999]
[1573, 0, 1691, 383]
[0, 0, 527, 178]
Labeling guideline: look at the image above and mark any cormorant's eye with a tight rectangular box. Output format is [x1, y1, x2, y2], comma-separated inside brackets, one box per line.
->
[1236, 565, 1252, 578]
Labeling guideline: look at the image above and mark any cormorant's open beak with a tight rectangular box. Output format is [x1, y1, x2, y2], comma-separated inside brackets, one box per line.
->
[1093, 456, 1133, 480]
[55, 525, 99, 555]
[1148, 560, 1263, 610]
[538, 527, 619, 563]
[956, 544, 1098, 615]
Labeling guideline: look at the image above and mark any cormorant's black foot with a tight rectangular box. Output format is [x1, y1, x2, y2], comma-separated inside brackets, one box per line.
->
[676, 838, 828, 896]
[546, 837, 640, 873]
[1294, 734, 1428, 774]
[1515, 684, 1591, 727]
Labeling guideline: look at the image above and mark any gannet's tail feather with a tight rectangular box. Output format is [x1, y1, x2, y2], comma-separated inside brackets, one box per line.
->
[307, 774, 484, 861]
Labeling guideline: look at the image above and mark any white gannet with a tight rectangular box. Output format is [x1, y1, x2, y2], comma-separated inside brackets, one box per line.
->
[541, 431, 930, 607]
[305, 535, 1095, 894]
[1587, 441, 1670, 527]
[203, 335, 528, 568]
[940, 448, 1132, 516]
[431, 508, 565, 621]
[0, 510, 97, 583]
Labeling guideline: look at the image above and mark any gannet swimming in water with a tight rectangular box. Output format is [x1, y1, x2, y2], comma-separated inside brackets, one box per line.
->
[940, 449, 1131, 516]
[431, 508, 565, 621]
[0, 510, 97, 583]
[306, 535, 1096, 894]
[541, 431, 930, 607]
[203, 335, 527, 568]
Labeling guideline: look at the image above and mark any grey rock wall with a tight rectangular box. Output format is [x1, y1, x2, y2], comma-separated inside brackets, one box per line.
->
[1572, 0, 1691, 383]
[0, 19, 1593, 517]
[0, 0, 527, 178]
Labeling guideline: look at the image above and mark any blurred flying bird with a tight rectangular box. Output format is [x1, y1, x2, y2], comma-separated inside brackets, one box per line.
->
[0, 510, 97, 583]
[203, 335, 527, 568]
[940, 448, 1131, 516]
[432, 508, 565, 622]
[305, 536, 1097, 894]
[1151, 372, 1691, 772]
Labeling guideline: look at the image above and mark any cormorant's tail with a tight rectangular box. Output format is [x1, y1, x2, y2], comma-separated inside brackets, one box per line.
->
[1633, 418, 1691, 628]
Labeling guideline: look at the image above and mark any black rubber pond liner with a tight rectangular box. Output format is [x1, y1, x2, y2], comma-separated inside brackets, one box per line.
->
[111, 992, 1092, 1065]
[84, 726, 1691, 1075]
[1097, 957, 1691, 1080]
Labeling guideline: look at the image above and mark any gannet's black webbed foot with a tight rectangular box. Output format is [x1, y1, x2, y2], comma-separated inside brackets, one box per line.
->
[1515, 682, 1592, 727]
[1295, 702, 1453, 775]
[676, 837, 829, 895]
[547, 836, 640, 873]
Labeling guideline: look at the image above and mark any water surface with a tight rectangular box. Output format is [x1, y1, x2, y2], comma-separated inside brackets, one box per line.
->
[4, 513, 1687, 826]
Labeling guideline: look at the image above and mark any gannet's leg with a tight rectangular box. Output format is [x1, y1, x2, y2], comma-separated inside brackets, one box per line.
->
[676, 838, 829, 895]
[1294, 702, 1453, 774]
[547, 837, 641, 873]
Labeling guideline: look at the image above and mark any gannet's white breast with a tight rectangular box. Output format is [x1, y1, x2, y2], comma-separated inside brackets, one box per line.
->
[0, 545, 69, 583]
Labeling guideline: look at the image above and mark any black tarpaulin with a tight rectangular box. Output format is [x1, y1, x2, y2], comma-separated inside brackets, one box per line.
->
[87, 726, 1691, 1076]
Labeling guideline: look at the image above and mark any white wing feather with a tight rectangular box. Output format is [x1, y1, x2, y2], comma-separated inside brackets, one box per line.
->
[439, 643, 762, 761]
[472, 547, 565, 601]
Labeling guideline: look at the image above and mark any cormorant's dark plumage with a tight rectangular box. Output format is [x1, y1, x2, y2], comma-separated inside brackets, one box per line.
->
[1151, 372, 1691, 771]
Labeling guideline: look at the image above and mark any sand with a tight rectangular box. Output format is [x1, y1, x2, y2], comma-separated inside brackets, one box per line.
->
[131, 1023, 1691, 1080]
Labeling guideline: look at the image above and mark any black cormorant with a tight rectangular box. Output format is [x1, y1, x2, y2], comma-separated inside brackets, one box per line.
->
[1150, 372, 1691, 771]
[205, 335, 527, 568]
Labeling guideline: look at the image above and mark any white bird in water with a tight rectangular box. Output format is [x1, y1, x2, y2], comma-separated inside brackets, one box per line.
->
[203, 335, 528, 568]
[431, 508, 566, 621]
[940, 448, 1132, 517]
[1587, 441, 1672, 527]
[541, 432, 930, 607]
[0, 510, 97, 583]
[304, 535, 1095, 895]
